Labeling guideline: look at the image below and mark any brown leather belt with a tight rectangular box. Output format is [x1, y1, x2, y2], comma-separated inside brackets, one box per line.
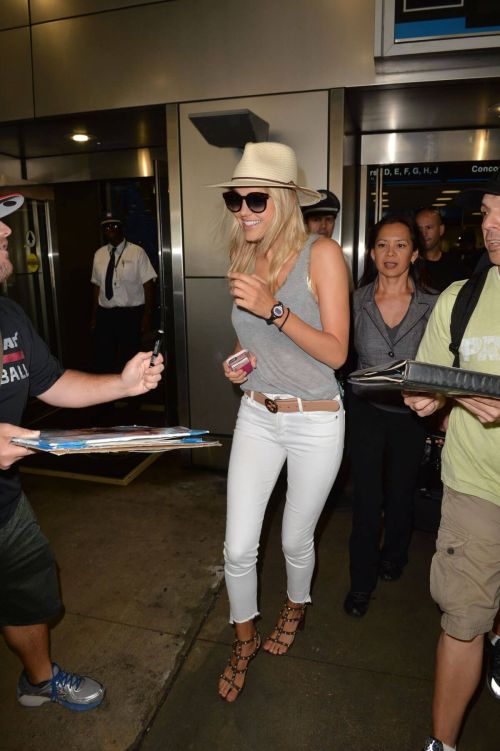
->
[247, 391, 340, 414]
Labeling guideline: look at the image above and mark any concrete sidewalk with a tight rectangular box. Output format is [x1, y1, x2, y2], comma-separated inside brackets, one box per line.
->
[0, 453, 227, 751]
[142, 490, 500, 751]
[0, 457, 499, 750]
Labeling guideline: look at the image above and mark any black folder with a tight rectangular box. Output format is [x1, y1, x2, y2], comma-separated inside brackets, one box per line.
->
[348, 360, 500, 398]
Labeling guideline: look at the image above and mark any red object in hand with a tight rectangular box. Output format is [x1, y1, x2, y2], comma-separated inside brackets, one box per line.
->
[226, 349, 253, 375]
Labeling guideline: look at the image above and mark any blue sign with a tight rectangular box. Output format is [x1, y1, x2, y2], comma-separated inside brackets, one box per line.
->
[394, 0, 500, 43]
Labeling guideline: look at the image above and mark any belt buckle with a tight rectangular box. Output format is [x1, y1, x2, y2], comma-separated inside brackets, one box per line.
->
[264, 397, 278, 414]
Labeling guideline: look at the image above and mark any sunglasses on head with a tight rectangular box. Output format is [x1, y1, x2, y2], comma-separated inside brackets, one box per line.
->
[223, 191, 270, 214]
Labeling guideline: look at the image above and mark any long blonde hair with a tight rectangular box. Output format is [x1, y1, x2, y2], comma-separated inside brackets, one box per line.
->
[227, 187, 307, 293]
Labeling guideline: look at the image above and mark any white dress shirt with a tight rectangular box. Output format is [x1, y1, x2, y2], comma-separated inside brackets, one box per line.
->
[91, 239, 157, 308]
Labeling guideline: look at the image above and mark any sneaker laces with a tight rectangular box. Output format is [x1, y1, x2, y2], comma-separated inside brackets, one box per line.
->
[51, 665, 83, 700]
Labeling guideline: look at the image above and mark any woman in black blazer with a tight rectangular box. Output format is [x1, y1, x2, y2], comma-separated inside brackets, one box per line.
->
[344, 214, 437, 617]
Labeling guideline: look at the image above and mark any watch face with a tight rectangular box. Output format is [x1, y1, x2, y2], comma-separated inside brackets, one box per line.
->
[272, 303, 284, 319]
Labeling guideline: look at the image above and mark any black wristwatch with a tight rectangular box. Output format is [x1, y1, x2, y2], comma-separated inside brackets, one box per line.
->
[265, 300, 285, 325]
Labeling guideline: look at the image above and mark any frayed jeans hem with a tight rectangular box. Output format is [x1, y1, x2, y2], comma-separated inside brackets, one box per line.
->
[229, 610, 260, 625]
[286, 592, 312, 606]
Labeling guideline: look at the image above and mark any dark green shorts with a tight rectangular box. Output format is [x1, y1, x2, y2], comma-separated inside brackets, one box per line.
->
[0, 492, 62, 626]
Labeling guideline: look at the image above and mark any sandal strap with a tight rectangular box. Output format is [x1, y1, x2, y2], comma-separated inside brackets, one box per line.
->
[266, 635, 293, 647]
[231, 631, 261, 661]
[219, 631, 261, 695]
[268, 601, 307, 646]
[277, 602, 306, 626]
[219, 672, 242, 693]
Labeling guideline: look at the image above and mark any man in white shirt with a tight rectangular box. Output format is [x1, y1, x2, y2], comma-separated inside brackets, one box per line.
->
[91, 217, 157, 373]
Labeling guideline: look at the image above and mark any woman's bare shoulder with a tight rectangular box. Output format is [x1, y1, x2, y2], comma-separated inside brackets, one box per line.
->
[310, 236, 343, 262]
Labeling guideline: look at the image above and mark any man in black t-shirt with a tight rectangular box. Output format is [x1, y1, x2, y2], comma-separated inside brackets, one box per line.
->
[416, 207, 468, 292]
[0, 194, 164, 712]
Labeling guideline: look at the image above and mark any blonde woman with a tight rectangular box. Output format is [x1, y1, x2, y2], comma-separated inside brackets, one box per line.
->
[210, 142, 349, 701]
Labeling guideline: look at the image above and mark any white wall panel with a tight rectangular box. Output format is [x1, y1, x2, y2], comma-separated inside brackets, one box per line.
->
[0, 154, 22, 182]
[0, 28, 34, 120]
[186, 278, 240, 435]
[32, 0, 375, 117]
[6, 0, 500, 120]
[30, 0, 165, 23]
[0, 0, 29, 30]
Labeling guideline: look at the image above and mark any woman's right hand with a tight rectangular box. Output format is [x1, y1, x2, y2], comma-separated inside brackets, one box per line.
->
[223, 352, 257, 384]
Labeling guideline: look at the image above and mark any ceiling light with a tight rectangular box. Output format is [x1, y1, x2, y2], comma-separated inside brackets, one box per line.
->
[488, 102, 500, 116]
[433, 203, 446, 207]
[70, 133, 90, 143]
[442, 190, 460, 194]
[437, 197, 452, 201]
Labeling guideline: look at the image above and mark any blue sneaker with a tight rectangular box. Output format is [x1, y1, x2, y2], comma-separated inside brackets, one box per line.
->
[421, 739, 443, 751]
[17, 662, 105, 711]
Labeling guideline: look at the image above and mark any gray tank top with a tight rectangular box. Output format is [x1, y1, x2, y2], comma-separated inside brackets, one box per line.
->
[231, 235, 339, 400]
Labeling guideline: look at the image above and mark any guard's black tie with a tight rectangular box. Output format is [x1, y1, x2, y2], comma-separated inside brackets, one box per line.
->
[105, 246, 117, 300]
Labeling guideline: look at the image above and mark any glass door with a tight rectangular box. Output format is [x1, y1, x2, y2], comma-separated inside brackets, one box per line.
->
[2, 197, 61, 359]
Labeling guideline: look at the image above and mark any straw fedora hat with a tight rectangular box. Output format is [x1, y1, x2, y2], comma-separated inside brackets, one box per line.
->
[208, 142, 321, 206]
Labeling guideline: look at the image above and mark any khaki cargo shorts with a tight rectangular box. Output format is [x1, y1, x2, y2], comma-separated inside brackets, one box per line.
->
[430, 485, 500, 641]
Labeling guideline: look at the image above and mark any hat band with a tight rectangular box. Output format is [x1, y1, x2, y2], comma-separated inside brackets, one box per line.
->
[232, 176, 297, 188]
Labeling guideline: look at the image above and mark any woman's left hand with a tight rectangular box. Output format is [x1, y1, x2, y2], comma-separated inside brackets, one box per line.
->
[228, 272, 276, 319]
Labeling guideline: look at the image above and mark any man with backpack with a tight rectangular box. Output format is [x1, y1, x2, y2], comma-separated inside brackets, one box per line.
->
[404, 172, 500, 751]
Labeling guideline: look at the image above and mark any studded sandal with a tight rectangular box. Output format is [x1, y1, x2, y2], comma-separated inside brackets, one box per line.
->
[265, 600, 307, 655]
[219, 631, 261, 701]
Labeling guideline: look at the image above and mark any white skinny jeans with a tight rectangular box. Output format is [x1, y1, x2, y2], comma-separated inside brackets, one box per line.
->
[224, 393, 345, 623]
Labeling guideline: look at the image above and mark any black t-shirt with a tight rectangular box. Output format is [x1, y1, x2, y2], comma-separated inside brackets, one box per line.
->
[0, 298, 64, 525]
[421, 252, 468, 293]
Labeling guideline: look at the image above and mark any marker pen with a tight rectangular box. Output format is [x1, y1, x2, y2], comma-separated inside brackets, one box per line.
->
[149, 329, 164, 367]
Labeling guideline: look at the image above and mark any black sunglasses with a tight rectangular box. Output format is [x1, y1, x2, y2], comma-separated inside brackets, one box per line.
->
[223, 191, 270, 214]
